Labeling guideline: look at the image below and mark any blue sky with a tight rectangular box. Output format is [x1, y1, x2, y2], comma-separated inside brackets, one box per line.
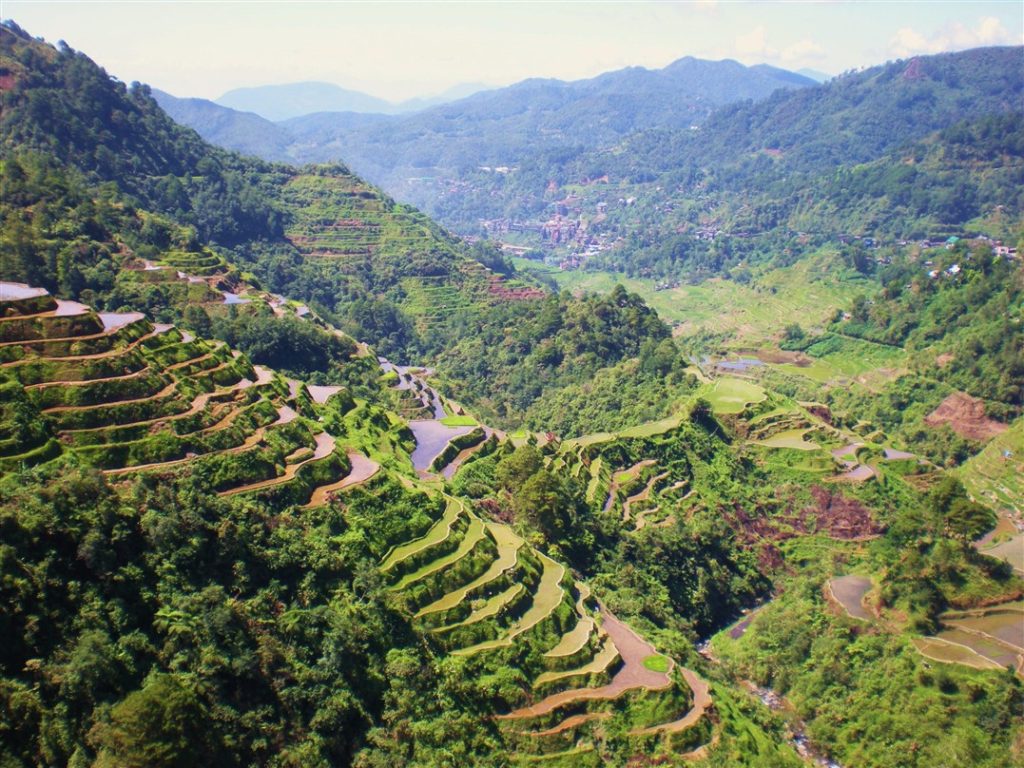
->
[5, 1, 1022, 101]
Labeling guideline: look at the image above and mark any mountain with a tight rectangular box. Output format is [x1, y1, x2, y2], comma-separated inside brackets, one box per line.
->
[159, 56, 816, 211]
[277, 56, 817, 180]
[3, 20, 1024, 768]
[398, 80, 492, 111]
[213, 80, 493, 121]
[419, 46, 1024, 239]
[0, 20, 679, 430]
[152, 88, 295, 162]
[796, 67, 832, 82]
[216, 80, 396, 120]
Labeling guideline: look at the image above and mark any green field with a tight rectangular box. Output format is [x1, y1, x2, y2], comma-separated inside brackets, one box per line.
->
[703, 378, 767, 415]
[513, 253, 869, 346]
[440, 414, 478, 427]
[642, 654, 671, 673]
[959, 417, 1024, 516]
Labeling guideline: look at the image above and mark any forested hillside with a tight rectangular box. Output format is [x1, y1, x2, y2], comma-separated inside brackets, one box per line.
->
[417, 47, 1024, 256]
[1, 20, 1022, 768]
[0, 21, 685, 429]
[154, 56, 815, 202]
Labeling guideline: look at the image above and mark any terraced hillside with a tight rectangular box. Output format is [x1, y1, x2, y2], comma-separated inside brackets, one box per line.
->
[0, 280, 716, 766]
[277, 169, 547, 332]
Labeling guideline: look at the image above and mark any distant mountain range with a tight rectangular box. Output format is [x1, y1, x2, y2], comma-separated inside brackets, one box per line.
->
[214, 80, 492, 121]
[418, 45, 1024, 251]
[156, 55, 816, 191]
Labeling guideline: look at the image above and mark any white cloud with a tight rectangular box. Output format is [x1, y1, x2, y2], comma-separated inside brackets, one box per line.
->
[781, 39, 826, 63]
[734, 28, 825, 67]
[735, 26, 778, 59]
[889, 16, 1022, 58]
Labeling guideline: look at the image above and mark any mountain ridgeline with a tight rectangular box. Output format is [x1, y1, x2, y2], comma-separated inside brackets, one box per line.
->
[215, 80, 492, 121]
[153, 56, 815, 184]
[0, 21, 681, 427]
[1, 19, 1023, 768]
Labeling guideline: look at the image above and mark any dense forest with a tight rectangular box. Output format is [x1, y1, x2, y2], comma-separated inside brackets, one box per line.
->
[0, 22, 686, 429]
[1, 20, 1022, 768]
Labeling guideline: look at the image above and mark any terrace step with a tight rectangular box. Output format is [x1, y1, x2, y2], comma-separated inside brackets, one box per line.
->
[26, 364, 157, 392]
[390, 514, 488, 591]
[101, 413, 284, 476]
[543, 583, 594, 659]
[520, 713, 610, 739]
[42, 381, 179, 415]
[61, 372, 264, 437]
[301, 451, 380, 507]
[433, 583, 527, 634]
[218, 432, 337, 497]
[416, 522, 524, 619]
[623, 471, 670, 522]
[602, 459, 657, 513]
[534, 633, 618, 688]
[496, 609, 673, 719]
[452, 551, 566, 656]
[627, 668, 711, 736]
[632, 506, 662, 531]
[380, 497, 464, 572]
[510, 745, 598, 766]
[0, 323, 173, 364]
[0, 316, 149, 350]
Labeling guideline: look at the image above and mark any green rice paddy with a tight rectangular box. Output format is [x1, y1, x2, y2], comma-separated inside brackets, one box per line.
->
[380, 497, 463, 572]
[642, 654, 671, 673]
[703, 378, 767, 414]
[416, 522, 523, 617]
[754, 428, 821, 451]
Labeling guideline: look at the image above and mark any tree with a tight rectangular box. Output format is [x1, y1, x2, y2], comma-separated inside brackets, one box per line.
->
[515, 468, 572, 540]
[783, 323, 805, 343]
[495, 446, 544, 493]
[89, 674, 219, 768]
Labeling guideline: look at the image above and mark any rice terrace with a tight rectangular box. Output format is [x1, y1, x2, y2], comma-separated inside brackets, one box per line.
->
[1, 9, 1023, 768]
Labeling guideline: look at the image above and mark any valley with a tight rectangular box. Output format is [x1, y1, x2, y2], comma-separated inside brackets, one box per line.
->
[0, 17, 1022, 768]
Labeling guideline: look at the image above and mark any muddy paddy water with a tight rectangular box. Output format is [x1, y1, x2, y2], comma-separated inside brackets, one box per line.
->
[408, 420, 474, 471]
[828, 575, 872, 620]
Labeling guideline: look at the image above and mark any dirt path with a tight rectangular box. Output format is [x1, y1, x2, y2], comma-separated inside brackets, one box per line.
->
[219, 432, 336, 496]
[623, 471, 670, 522]
[497, 608, 672, 720]
[629, 667, 711, 735]
[302, 451, 380, 507]
[603, 459, 657, 513]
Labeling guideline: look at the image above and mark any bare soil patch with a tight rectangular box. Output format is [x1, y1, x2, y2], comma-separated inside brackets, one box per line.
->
[925, 392, 1008, 441]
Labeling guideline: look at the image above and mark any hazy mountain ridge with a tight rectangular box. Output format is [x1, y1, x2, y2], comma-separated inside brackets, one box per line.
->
[155, 55, 815, 189]
[213, 79, 493, 121]
[421, 46, 1024, 248]
[1, 19, 1023, 768]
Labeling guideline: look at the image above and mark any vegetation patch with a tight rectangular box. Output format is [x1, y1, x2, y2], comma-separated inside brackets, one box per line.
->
[703, 378, 767, 414]
[642, 654, 670, 674]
